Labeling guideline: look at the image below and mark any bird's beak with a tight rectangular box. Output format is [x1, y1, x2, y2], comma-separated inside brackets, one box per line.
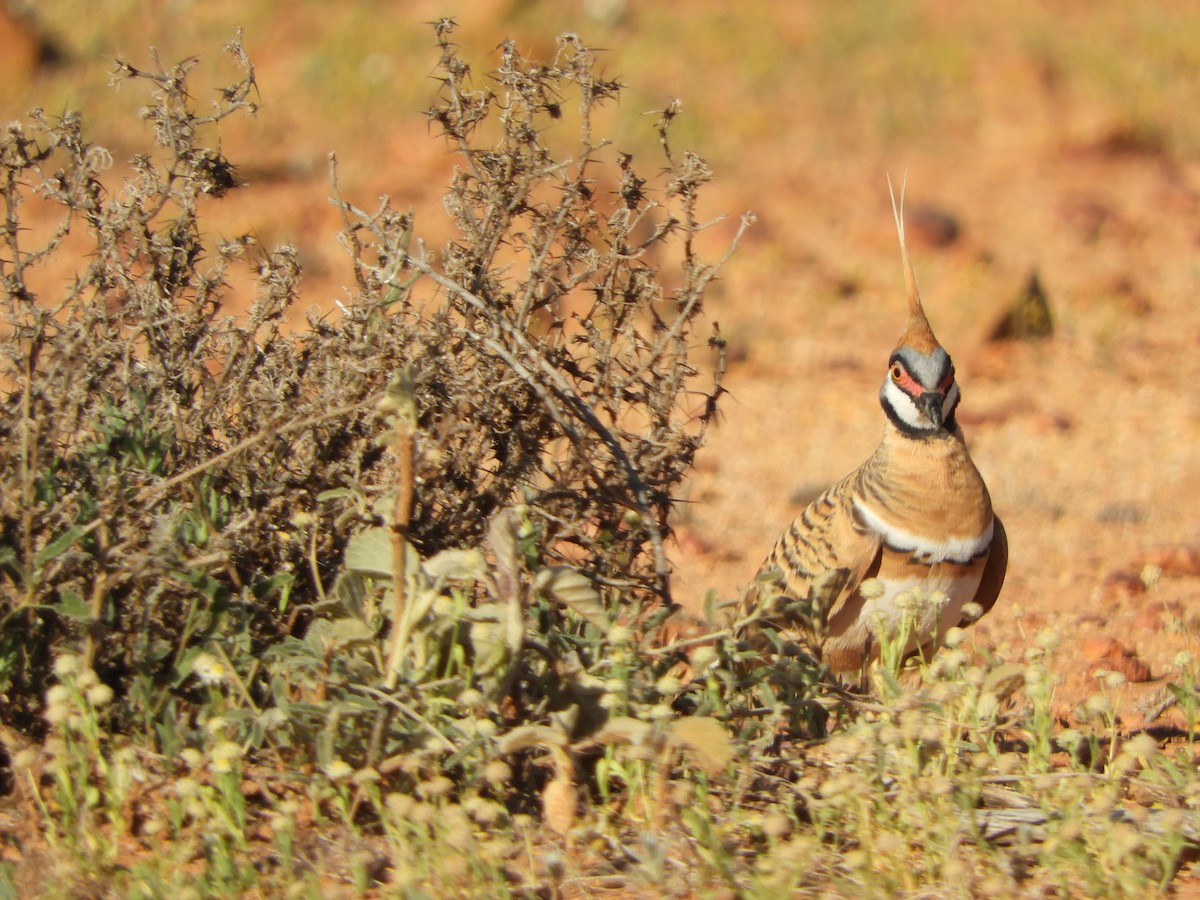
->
[918, 391, 944, 428]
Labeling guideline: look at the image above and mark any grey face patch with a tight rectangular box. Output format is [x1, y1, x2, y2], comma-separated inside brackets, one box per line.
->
[892, 346, 953, 391]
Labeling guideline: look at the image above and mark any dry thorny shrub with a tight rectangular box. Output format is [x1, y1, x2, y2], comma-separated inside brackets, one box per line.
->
[0, 24, 745, 750]
[342, 24, 741, 604]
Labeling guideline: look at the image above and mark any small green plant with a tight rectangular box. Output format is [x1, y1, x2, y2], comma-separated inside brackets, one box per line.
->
[37, 654, 123, 862]
[1168, 650, 1200, 742]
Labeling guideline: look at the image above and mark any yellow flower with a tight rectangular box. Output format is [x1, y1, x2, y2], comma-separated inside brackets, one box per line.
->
[210, 741, 244, 774]
[192, 652, 228, 686]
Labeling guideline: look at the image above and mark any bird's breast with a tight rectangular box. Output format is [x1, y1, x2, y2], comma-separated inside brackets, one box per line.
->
[852, 499, 993, 564]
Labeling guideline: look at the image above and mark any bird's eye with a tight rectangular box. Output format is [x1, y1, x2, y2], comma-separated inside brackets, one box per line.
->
[890, 362, 904, 382]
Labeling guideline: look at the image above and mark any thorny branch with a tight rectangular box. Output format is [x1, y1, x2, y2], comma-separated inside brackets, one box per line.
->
[336, 21, 741, 608]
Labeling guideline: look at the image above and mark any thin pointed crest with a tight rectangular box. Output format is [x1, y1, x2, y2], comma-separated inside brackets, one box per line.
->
[887, 174, 940, 353]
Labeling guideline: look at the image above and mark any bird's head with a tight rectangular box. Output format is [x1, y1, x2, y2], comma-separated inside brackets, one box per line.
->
[879, 177, 960, 437]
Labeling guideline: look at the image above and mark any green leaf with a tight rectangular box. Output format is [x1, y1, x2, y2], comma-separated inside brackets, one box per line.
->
[35, 525, 86, 567]
[497, 724, 570, 754]
[423, 548, 486, 583]
[329, 617, 377, 646]
[488, 509, 521, 602]
[469, 619, 508, 675]
[1167, 682, 1195, 706]
[343, 527, 395, 578]
[55, 588, 91, 622]
[398, 585, 441, 627]
[464, 601, 506, 623]
[317, 721, 335, 771]
[443, 735, 487, 771]
[328, 570, 369, 620]
[592, 716, 652, 747]
[378, 366, 418, 424]
[316, 487, 356, 502]
[172, 646, 206, 687]
[534, 566, 608, 631]
[305, 617, 377, 653]
[253, 572, 296, 608]
[982, 662, 1028, 704]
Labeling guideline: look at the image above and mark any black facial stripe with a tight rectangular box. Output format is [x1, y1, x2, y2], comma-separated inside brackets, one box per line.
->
[880, 386, 941, 438]
[942, 381, 961, 428]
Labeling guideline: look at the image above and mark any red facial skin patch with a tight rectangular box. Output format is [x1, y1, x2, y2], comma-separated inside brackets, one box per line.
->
[892, 363, 954, 399]
[892, 364, 923, 397]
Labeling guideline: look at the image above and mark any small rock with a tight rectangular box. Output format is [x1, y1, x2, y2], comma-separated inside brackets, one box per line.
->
[1081, 636, 1125, 662]
[1108, 276, 1153, 317]
[1057, 194, 1112, 242]
[1097, 650, 1152, 684]
[905, 204, 961, 248]
[1101, 570, 1146, 601]
[1081, 636, 1152, 683]
[1075, 123, 1166, 159]
[1129, 600, 1183, 632]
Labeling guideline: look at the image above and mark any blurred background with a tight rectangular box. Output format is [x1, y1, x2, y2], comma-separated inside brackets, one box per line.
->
[4, 0, 1200, 708]
[5, 2, 1199, 313]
